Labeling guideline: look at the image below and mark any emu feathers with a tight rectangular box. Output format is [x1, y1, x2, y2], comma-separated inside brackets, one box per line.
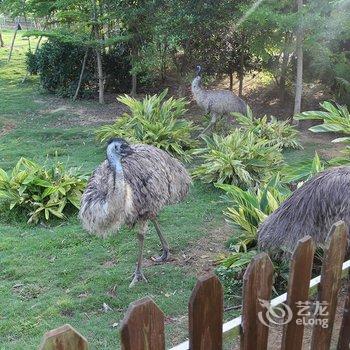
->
[258, 166, 350, 252]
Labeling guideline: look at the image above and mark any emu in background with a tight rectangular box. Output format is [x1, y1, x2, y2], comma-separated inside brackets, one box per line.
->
[191, 65, 248, 134]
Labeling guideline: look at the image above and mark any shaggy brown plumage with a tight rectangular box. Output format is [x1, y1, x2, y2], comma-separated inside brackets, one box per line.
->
[79, 139, 191, 285]
[191, 65, 247, 134]
[258, 166, 350, 252]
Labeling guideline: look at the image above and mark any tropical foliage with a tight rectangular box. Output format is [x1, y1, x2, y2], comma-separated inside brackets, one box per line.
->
[96, 90, 198, 161]
[216, 176, 290, 255]
[281, 152, 325, 185]
[0, 158, 86, 224]
[234, 108, 301, 149]
[192, 130, 284, 187]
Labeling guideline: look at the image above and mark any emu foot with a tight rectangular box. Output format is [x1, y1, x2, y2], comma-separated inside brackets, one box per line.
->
[129, 270, 148, 287]
[151, 249, 170, 263]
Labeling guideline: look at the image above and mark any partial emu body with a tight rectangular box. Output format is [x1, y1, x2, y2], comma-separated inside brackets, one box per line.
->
[79, 138, 191, 286]
[191, 65, 247, 134]
[258, 167, 350, 252]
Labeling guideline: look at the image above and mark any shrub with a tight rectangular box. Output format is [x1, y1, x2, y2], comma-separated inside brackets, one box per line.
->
[0, 158, 87, 224]
[26, 38, 131, 98]
[234, 107, 301, 149]
[281, 152, 325, 186]
[216, 175, 290, 255]
[296, 101, 350, 140]
[96, 89, 198, 161]
[192, 130, 284, 187]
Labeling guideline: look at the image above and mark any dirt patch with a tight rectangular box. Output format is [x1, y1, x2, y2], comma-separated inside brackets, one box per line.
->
[172, 221, 233, 276]
[36, 94, 127, 127]
[0, 121, 15, 137]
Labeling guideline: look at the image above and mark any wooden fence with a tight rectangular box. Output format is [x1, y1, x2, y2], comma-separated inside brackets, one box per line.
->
[39, 221, 350, 350]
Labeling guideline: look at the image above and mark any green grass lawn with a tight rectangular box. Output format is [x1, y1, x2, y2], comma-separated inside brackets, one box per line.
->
[0, 30, 333, 350]
[0, 30, 230, 349]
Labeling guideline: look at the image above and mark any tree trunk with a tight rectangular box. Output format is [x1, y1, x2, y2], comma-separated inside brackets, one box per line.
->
[293, 0, 304, 120]
[279, 33, 292, 101]
[8, 28, 19, 62]
[238, 75, 243, 97]
[73, 49, 89, 101]
[130, 72, 137, 97]
[96, 49, 105, 104]
[0, 32, 4, 47]
[229, 73, 233, 91]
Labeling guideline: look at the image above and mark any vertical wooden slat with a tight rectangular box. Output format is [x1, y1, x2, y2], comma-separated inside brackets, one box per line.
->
[281, 236, 315, 350]
[240, 253, 274, 350]
[189, 274, 223, 350]
[311, 221, 348, 350]
[120, 297, 165, 350]
[39, 324, 88, 350]
[337, 271, 350, 350]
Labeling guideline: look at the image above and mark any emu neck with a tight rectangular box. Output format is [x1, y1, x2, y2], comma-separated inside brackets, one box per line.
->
[191, 77, 205, 100]
[107, 152, 123, 175]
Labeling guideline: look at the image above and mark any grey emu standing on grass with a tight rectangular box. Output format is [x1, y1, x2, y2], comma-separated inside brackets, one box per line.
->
[191, 65, 248, 134]
[258, 167, 350, 253]
[79, 138, 191, 286]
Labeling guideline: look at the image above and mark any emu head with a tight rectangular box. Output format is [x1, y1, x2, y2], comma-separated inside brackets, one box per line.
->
[195, 65, 202, 77]
[107, 138, 133, 159]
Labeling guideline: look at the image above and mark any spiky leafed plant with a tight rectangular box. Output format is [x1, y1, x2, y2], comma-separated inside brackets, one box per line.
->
[96, 89, 198, 161]
[281, 152, 325, 186]
[0, 158, 86, 223]
[233, 107, 301, 149]
[192, 130, 284, 187]
[216, 175, 291, 255]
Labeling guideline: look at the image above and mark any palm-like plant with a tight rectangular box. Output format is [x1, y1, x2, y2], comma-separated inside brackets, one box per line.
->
[234, 107, 301, 149]
[96, 89, 198, 161]
[192, 130, 284, 187]
[0, 158, 86, 223]
[215, 176, 290, 268]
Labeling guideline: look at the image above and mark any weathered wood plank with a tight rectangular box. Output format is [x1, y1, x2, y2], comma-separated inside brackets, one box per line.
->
[337, 271, 350, 350]
[311, 221, 348, 350]
[120, 296, 165, 350]
[281, 236, 315, 350]
[240, 253, 274, 350]
[39, 324, 88, 350]
[189, 274, 223, 350]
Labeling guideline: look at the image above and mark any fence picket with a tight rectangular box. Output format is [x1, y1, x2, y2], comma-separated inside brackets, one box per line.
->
[281, 236, 315, 350]
[240, 253, 274, 350]
[120, 297, 165, 350]
[311, 221, 348, 350]
[189, 274, 223, 350]
[39, 324, 88, 350]
[337, 271, 350, 350]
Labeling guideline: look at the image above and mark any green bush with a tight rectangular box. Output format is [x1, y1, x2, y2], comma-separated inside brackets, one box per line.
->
[0, 158, 87, 224]
[216, 175, 290, 255]
[96, 89, 198, 161]
[234, 107, 301, 149]
[26, 38, 131, 98]
[192, 130, 284, 187]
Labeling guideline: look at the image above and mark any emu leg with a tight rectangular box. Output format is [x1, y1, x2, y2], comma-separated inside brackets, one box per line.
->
[200, 112, 218, 135]
[129, 220, 148, 287]
[151, 218, 170, 262]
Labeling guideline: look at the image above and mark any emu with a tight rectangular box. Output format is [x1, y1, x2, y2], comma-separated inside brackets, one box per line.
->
[191, 65, 248, 134]
[79, 138, 191, 286]
[258, 167, 350, 253]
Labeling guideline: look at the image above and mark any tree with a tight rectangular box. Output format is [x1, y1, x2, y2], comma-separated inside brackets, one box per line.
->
[293, 0, 303, 116]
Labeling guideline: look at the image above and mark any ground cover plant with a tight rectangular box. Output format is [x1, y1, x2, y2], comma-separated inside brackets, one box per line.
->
[234, 108, 301, 149]
[96, 90, 198, 161]
[0, 158, 86, 223]
[192, 130, 284, 187]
